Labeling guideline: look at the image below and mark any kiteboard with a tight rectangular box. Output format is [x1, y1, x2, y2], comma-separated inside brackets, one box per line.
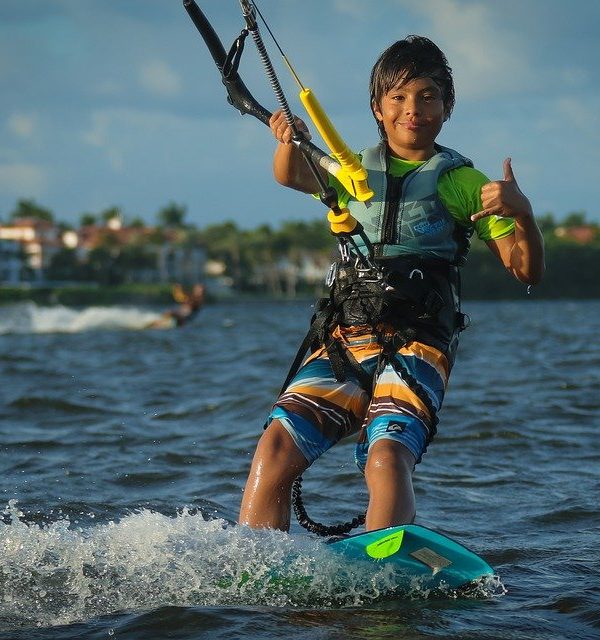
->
[216, 524, 494, 600]
[328, 524, 494, 590]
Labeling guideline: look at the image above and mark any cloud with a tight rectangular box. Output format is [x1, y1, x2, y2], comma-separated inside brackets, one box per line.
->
[400, 0, 531, 100]
[536, 95, 600, 141]
[81, 107, 232, 173]
[82, 111, 125, 171]
[138, 60, 182, 97]
[555, 97, 597, 133]
[0, 163, 47, 197]
[92, 79, 123, 97]
[332, 0, 369, 19]
[7, 113, 36, 139]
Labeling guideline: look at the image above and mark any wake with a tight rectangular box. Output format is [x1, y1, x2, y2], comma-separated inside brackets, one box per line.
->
[0, 502, 504, 630]
[0, 302, 161, 334]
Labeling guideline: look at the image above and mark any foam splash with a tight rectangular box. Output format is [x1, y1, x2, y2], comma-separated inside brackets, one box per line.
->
[0, 302, 160, 334]
[0, 501, 503, 630]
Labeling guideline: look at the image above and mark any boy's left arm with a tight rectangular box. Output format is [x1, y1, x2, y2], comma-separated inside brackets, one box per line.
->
[472, 158, 545, 285]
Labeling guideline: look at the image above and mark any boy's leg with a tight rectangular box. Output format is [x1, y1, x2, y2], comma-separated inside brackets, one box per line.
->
[240, 338, 372, 532]
[364, 439, 416, 530]
[239, 419, 309, 531]
[359, 341, 449, 530]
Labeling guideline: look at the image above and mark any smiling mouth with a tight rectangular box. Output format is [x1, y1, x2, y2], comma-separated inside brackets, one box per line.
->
[401, 121, 425, 131]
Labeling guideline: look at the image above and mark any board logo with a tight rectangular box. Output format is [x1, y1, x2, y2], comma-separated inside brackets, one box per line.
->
[386, 421, 406, 433]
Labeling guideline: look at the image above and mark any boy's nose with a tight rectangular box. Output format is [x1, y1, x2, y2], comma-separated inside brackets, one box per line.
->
[404, 98, 420, 114]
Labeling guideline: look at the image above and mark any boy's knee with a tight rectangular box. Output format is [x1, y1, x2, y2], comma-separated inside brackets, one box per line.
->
[254, 420, 308, 479]
[259, 420, 294, 453]
[365, 439, 415, 475]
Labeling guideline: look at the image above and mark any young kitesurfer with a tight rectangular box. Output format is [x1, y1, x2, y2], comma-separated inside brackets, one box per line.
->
[239, 36, 545, 532]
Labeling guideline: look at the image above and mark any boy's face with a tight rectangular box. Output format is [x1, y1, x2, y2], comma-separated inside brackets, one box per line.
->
[373, 76, 446, 161]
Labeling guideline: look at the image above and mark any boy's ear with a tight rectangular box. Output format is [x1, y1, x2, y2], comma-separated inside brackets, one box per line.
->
[371, 101, 383, 121]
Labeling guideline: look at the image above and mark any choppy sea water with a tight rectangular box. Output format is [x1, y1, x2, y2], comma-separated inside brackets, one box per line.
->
[0, 299, 598, 640]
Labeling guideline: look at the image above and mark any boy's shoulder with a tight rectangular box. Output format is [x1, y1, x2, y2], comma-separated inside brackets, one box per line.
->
[443, 164, 489, 189]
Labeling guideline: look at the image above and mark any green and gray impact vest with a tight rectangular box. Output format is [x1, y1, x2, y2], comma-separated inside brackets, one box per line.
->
[347, 142, 473, 265]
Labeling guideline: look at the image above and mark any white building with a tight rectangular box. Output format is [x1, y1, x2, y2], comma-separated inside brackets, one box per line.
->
[0, 217, 62, 281]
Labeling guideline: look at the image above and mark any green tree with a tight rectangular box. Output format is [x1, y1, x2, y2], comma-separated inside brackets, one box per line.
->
[562, 211, 588, 227]
[85, 246, 120, 285]
[276, 219, 334, 254]
[80, 213, 97, 226]
[200, 221, 245, 289]
[116, 245, 156, 282]
[46, 248, 80, 281]
[10, 198, 54, 222]
[130, 217, 146, 228]
[101, 206, 122, 226]
[245, 224, 281, 294]
[537, 213, 556, 235]
[157, 202, 187, 228]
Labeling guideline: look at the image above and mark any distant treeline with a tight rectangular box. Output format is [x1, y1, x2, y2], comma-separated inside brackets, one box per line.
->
[2, 199, 600, 300]
[198, 213, 600, 300]
[462, 240, 600, 299]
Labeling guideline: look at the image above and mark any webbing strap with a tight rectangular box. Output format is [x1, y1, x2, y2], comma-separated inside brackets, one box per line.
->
[275, 299, 335, 397]
[325, 337, 373, 393]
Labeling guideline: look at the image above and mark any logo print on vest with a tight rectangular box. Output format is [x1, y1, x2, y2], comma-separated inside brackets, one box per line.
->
[414, 214, 447, 236]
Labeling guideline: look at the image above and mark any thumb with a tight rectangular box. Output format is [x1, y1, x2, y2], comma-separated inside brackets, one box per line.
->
[503, 157, 516, 182]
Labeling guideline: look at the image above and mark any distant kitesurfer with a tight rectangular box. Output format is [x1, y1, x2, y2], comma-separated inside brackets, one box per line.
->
[147, 283, 205, 329]
[239, 36, 545, 532]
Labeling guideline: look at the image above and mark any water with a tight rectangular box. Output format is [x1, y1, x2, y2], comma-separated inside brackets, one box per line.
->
[0, 299, 598, 639]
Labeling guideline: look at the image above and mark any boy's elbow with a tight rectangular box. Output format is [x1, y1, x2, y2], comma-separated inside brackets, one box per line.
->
[515, 261, 545, 286]
[273, 168, 290, 187]
[273, 161, 301, 189]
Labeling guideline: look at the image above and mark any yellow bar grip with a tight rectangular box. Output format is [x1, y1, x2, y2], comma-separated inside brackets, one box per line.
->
[299, 88, 374, 202]
[327, 208, 358, 235]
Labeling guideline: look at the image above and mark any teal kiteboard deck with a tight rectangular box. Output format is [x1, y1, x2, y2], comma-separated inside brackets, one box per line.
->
[328, 524, 494, 590]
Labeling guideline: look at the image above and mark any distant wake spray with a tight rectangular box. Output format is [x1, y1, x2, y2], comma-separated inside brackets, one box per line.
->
[0, 303, 161, 334]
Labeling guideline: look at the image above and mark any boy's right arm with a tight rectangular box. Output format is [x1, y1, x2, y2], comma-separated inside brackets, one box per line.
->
[270, 109, 325, 194]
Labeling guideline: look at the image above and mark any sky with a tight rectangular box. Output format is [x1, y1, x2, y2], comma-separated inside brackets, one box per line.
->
[1, 0, 599, 230]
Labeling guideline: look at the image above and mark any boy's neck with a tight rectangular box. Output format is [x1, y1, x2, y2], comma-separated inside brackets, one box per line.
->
[386, 142, 437, 162]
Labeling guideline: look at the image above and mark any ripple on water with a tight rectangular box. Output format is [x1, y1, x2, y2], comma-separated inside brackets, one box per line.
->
[7, 396, 113, 415]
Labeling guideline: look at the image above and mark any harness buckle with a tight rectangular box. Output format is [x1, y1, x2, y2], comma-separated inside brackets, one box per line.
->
[325, 262, 337, 287]
[338, 239, 351, 263]
[355, 265, 383, 283]
[457, 312, 471, 331]
[409, 268, 424, 280]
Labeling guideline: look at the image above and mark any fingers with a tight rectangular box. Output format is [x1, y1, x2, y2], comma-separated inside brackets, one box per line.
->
[269, 110, 289, 142]
[476, 181, 507, 221]
[471, 209, 497, 222]
[269, 109, 311, 144]
[479, 179, 502, 208]
[477, 158, 517, 216]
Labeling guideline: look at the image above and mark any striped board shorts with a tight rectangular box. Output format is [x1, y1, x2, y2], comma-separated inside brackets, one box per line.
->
[268, 324, 449, 471]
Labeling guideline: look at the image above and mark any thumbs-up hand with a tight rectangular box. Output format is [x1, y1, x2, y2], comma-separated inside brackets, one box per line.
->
[471, 158, 533, 222]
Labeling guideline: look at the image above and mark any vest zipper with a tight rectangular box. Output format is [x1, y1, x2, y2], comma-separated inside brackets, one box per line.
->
[380, 174, 405, 251]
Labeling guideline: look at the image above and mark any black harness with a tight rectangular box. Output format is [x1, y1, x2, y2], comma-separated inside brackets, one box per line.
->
[280, 255, 468, 401]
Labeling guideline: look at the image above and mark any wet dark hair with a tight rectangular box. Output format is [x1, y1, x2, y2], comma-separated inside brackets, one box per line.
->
[369, 35, 455, 137]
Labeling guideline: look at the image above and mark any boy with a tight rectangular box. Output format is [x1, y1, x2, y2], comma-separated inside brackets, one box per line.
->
[239, 36, 544, 532]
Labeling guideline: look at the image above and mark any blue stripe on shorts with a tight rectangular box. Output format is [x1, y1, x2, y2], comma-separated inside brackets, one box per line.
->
[354, 413, 428, 473]
[269, 406, 335, 464]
